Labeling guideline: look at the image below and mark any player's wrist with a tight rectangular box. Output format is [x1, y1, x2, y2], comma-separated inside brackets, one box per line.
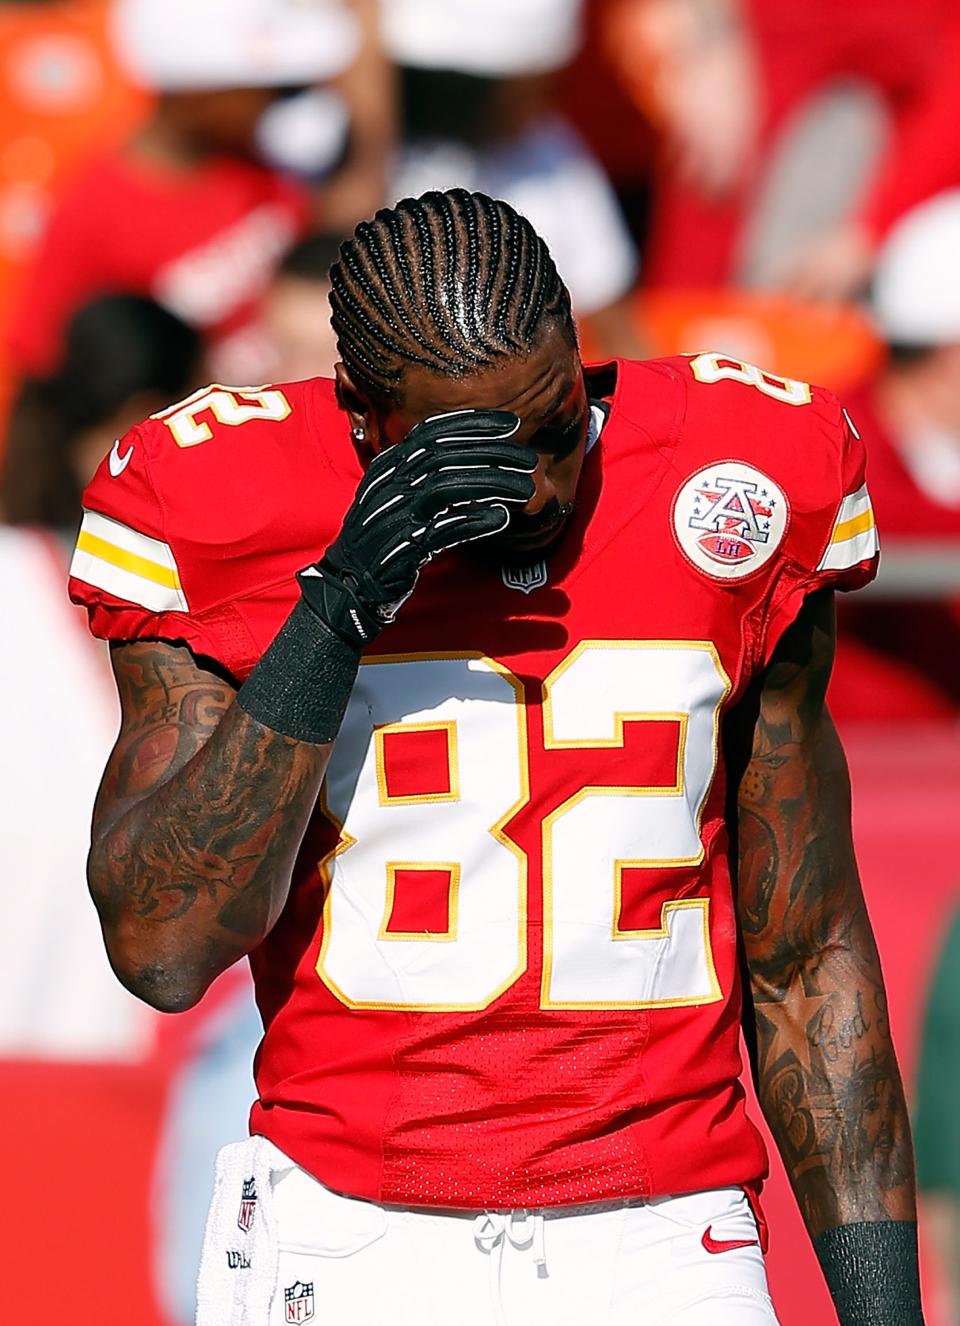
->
[297, 553, 406, 652]
[236, 598, 360, 744]
[814, 1221, 924, 1326]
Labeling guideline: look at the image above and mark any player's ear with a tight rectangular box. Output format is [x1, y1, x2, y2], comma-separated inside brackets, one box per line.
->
[334, 362, 383, 452]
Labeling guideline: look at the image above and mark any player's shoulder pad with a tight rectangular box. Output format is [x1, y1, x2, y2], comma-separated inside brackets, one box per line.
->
[672, 351, 878, 589]
[69, 377, 345, 636]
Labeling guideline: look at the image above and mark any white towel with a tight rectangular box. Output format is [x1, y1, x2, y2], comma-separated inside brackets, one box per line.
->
[196, 1134, 294, 1325]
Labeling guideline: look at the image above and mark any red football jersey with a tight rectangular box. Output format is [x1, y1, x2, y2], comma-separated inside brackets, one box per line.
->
[69, 356, 878, 1209]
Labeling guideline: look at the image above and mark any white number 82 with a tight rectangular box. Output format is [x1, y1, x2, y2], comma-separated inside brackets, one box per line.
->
[318, 644, 730, 1013]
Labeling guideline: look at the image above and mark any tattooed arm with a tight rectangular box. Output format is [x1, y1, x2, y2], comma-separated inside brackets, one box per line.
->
[736, 589, 922, 1319]
[88, 641, 330, 1012]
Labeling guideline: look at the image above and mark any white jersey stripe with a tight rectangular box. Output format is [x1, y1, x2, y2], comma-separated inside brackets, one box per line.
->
[817, 483, 879, 572]
[77, 509, 180, 567]
[70, 509, 188, 612]
[842, 407, 861, 440]
[819, 525, 879, 571]
[831, 482, 872, 526]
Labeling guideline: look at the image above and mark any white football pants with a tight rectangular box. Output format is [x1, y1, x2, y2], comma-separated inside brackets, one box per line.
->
[197, 1140, 781, 1326]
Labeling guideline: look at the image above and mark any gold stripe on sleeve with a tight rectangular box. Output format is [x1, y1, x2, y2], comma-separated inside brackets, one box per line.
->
[831, 508, 876, 545]
[75, 530, 182, 591]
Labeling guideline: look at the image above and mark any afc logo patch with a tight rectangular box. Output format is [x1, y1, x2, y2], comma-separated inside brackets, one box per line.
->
[672, 461, 789, 580]
[237, 1176, 257, 1233]
[285, 1281, 315, 1323]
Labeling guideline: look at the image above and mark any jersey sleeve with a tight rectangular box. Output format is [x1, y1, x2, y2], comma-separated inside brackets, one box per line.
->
[807, 401, 879, 591]
[68, 420, 256, 674]
[759, 393, 879, 666]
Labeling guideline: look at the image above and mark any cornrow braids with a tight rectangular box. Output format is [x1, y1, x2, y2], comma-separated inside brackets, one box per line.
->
[329, 189, 575, 407]
[494, 205, 524, 345]
[364, 216, 456, 371]
[451, 190, 482, 342]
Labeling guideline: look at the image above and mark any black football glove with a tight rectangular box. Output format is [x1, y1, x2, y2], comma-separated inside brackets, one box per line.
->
[298, 409, 536, 650]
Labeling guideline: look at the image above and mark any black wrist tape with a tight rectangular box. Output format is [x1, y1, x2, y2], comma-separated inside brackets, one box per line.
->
[814, 1221, 924, 1326]
[236, 599, 360, 744]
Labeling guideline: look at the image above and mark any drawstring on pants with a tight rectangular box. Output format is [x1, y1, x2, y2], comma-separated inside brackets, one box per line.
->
[473, 1210, 548, 1326]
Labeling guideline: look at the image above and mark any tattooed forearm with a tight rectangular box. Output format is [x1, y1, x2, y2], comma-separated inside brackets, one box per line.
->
[89, 642, 329, 1010]
[735, 803, 778, 935]
[96, 708, 319, 934]
[736, 592, 916, 1237]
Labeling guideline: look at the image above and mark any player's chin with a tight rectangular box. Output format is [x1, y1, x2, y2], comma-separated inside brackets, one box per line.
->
[484, 504, 574, 558]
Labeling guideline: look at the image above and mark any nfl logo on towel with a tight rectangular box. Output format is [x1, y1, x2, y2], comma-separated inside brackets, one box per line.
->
[501, 559, 548, 593]
[237, 1177, 257, 1233]
[285, 1281, 315, 1323]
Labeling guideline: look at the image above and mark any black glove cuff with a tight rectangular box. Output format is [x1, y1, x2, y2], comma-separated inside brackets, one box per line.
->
[236, 600, 360, 744]
[814, 1221, 924, 1326]
[297, 562, 387, 651]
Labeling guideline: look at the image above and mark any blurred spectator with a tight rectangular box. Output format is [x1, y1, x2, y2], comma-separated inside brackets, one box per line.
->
[1, 291, 262, 1324]
[621, 0, 958, 291]
[313, 0, 396, 232]
[788, 12, 960, 301]
[854, 194, 960, 536]
[560, 0, 655, 247]
[5, 0, 361, 389]
[258, 232, 343, 384]
[254, 0, 395, 231]
[829, 192, 960, 720]
[607, 0, 760, 203]
[383, 0, 645, 358]
[914, 904, 960, 1326]
[2, 292, 201, 525]
[0, 0, 149, 430]
[0, 293, 200, 1059]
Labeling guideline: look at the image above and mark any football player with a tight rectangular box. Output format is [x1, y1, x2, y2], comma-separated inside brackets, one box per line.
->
[70, 190, 923, 1326]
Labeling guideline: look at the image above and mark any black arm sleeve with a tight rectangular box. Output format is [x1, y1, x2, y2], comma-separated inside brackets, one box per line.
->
[814, 1221, 924, 1326]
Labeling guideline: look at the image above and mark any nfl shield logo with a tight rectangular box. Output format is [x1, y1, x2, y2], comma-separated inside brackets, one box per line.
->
[501, 559, 548, 593]
[237, 1177, 257, 1234]
[285, 1281, 315, 1323]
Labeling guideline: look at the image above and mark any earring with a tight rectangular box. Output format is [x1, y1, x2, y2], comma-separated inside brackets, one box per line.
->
[352, 425, 366, 443]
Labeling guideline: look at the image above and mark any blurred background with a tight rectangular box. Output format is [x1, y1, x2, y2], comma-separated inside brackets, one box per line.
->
[0, 2, 957, 1323]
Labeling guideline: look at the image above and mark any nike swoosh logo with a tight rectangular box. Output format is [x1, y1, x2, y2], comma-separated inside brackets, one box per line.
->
[701, 1227, 759, 1255]
[109, 439, 134, 477]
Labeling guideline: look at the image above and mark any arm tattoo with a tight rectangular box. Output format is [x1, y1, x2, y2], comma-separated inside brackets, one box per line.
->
[89, 642, 329, 1009]
[736, 591, 916, 1236]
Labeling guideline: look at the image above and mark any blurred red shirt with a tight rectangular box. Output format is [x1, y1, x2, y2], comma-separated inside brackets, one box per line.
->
[645, 0, 959, 286]
[830, 379, 960, 721]
[9, 146, 309, 382]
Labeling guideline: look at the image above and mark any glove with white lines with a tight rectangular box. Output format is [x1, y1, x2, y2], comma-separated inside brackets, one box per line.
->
[299, 409, 537, 649]
[237, 410, 535, 744]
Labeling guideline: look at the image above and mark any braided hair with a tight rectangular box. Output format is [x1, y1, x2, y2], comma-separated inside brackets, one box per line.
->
[329, 190, 576, 406]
